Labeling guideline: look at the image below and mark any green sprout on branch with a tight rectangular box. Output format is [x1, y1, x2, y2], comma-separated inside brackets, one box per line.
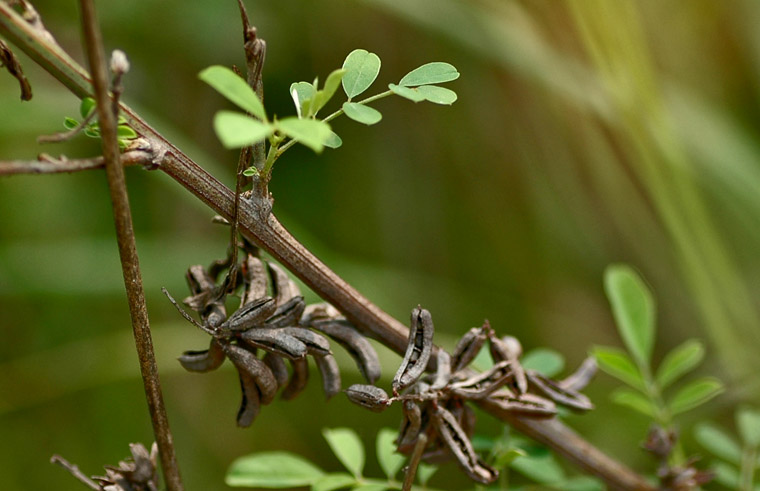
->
[199, 48, 459, 180]
[63, 97, 138, 150]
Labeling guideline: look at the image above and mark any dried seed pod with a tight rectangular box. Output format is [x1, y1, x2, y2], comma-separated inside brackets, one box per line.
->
[449, 361, 512, 399]
[393, 306, 435, 394]
[268, 262, 301, 307]
[236, 371, 261, 427]
[178, 338, 225, 372]
[397, 400, 423, 453]
[263, 296, 306, 328]
[558, 357, 598, 392]
[489, 334, 527, 394]
[430, 349, 451, 390]
[184, 265, 226, 328]
[277, 327, 331, 357]
[240, 328, 308, 359]
[263, 352, 289, 388]
[451, 323, 489, 373]
[344, 384, 390, 412]
[223, 344, 278, 405]
[432, 404, 498, 484]
[489, 391, 557, 417]
[281, 357, 309, 400]
[526, 370, 594, 411]
[222, 297, 276, 331]
[300, 303, 342, 326]
[314, 354, 341, 400]
[312, 320, 381, 383]
[241, 255, 268, 305]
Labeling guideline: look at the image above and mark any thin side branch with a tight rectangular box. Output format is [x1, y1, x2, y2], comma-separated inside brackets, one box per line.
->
[0, 149, 152, 175]
[0, 5, 652, 490]
[77, 1, 183, 490]
[50, 455, 100, 490]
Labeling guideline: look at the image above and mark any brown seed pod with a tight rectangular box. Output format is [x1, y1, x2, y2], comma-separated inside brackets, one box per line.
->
[263, 296, 306, 328]
[558, 357, 598, 392]
[451, 323, 489, 373]
[236, 371, 261, 427]
[393, 306, 435, 394]
[275, 327, 331, 356]
[300, 303, 342, 326]
[223, 344, 278, 405]
[489, 334, 527, 394]
[268, 262, 301, 307]
[489, 391, 558, 417]
[397, 399, 423, 453]
[344, 384, 390, 412]
[240, 328, 308, 359]
[262, 352, 289, 388]
[311, 320, 381, 383]
[449, 361, 513, 399]
[432, 404, 498, 484]
[241, 255, 268, 305]
[222, 297, 276, 332]
[526, 370, 594, 411]
[184, 265, 226, 328]
[281, 357, 309, 400]
[430, 349, 451, 390]
[178, 338, 226, 372]
[314, 353, 342, 400]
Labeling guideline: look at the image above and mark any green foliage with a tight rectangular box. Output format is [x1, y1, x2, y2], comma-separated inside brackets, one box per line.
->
[62, 97, 138, 150]
[695, 406, 760, 490]
[200, 48, 458, 180]
[520, 348, 565, 378]
[225, 427, 442, 490]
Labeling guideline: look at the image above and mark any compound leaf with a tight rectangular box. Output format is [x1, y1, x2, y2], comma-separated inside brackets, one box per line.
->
[342, 49, 381, 99]
[200, 65, 266, 121]
[399, 62, 459, 87]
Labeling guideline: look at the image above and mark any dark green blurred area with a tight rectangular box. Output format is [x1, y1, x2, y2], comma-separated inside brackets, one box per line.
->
[2, 0, 760, 489]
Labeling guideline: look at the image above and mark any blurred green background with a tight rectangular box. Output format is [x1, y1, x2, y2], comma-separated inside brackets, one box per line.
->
[2, 0, 760, 489]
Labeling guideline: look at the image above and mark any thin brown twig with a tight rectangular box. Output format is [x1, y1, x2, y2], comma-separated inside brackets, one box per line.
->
[0, 149, 152, 175]
[0, 4, 652, 490]
[77, 1, 182, 490]
[50, 455, 100, 490]
[402, 432, 428, 491]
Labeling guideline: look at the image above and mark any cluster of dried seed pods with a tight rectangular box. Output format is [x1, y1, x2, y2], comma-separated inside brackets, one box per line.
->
[167, 252, 381, 427]
[345, 307, 597, 485]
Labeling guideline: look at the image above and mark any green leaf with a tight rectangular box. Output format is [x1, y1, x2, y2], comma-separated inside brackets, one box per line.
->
[63, 117, 79, 130]
[522, 349, 565, 378]
[324, 131, 343, 149]
[342, 102, 382, 125]
[399, 62, 459, 87]
[199, 65, 267, 120]
[213, 111, 273, 149]
[309, 69, 347, 116]
[84, 126, 100, 138]
[510, 452, 566, 484]
[667, 377, 724, 416]
[290, 81, 316, 118]
[80, 97, 96, 118]
[610, 387, 656, 417]
[694, 422, 742, 464]
[591, 346, 646, 391]
[277, 117, 333, 153]
[312, 473, 357, 491]
[117, 125, 137, 139]
[350, 483, 389, 491]
[555, 476, 606, 491]
[737, 407, 760, 447]
[376, 428, 405, 479]
[712, 461, 741, 489]
[492, 448, 527, 470]
[416, 463, 437, 486]
[388, 83, 425, 102]
[225, 451, 325, 488]
[603, 265, 656, 369]
[242, 167, 259, 177]
[342, 49, 381, 99]
[416, 85, 457, 105]
[654, 339, 704, 389]
[322, 428, 365, 478]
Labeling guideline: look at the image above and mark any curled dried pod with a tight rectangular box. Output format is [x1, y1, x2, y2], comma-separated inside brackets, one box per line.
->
[430, 349, 451, 390]
[240, 328, 308, 359]
[278, 327, 331, 357]
[236, 372, 261, 427]
[345, 384, 390, 412]
[263, 352, 289, 388]
[178, 338, 226, 372]
[449, 360, 513, 399]
[223, 344, 278, 405]
[314, 354, 342, 400]
[451, 323, 489, 373]
[241, 255, 268, 305]
[281, 357, 309, 400]
[489, 390, 557, 417]
[526, 370, 594, 411]
[300, 303, 343, 326]
[268, 262, 301, 307]
[397, 399, 423, 453]
[222, 297, 276, 332]
[184, 265, 226, 328]
[432, 404, 498, 484]
[263, 296, 306, 328]
[489, 334, 527, 394]
[558, 357, 598, 392]
[311, 320, 381, 383]
[392, 306, 435, 394]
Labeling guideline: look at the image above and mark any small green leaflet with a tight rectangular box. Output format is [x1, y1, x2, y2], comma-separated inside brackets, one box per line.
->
[521, 348, 565, 378]
[342, 102, 382, 125]
[667, 377, 723, 416]
[610, 387, 656, 418]
[199, 65, 267, 121]
[399, 62, 459, 87]
[389, 83, 457, 105]
[342, 49, 381, 99]
[225, 451, 324, 488]
[213, 111, 273, 148]
[376, 428, 405, 480]
[694, 422, 742, 464]
[736, 406, 760, 447]
[591, 346, 646, 391]
[322, 427, 364, 479]
[654, 339, 704, 389]
[276, 117, 332, 153]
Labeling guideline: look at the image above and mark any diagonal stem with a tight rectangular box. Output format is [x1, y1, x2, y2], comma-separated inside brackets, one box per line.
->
[0, 4, 652, 489]
[76, 1, 182, 489]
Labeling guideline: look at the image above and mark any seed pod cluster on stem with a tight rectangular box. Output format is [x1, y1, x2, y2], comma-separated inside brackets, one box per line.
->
[343, 307, 598, 485]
